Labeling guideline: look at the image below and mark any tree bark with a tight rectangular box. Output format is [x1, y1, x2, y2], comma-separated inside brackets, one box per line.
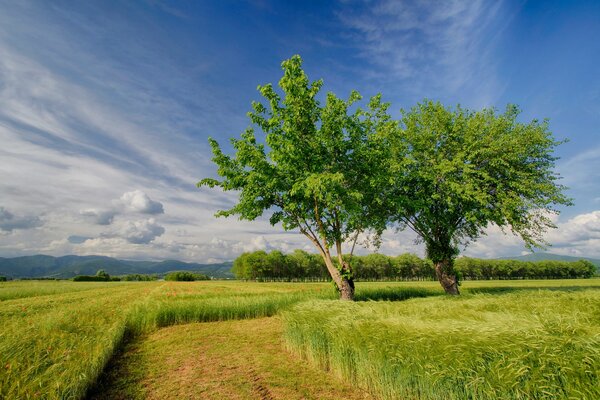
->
[434, 259, 460, 295]
[321, 254, 355, 301]
[338, 276, 355, 301]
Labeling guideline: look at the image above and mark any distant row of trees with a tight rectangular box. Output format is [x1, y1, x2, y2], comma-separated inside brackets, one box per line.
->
[233, 250, 597, 281]
[72, 269, 116, 281]
[455, 258, 596, 280]
[72, 270, 208, 282]
[164, 271, 210, 281]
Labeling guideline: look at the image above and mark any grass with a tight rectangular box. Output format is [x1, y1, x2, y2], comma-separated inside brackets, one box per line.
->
[0, 280, 119, 301]
[283, 282, 600, 400]
[0, 281, 333, 399]
[89, 317, 373, 400]
[1, 279, 598, 399]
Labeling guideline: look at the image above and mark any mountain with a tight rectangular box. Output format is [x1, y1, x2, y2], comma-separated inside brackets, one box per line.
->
[0, 255, 234, 279]
[499, 252, 600, 269]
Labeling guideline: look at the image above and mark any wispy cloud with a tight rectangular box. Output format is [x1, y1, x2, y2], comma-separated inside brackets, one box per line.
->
[0, 1, 597, 263]
[0, 2, 241, 260]
[337, 0, 508, 105]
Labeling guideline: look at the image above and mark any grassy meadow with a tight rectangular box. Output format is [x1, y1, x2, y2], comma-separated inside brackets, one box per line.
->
[0, 279, 598, 399]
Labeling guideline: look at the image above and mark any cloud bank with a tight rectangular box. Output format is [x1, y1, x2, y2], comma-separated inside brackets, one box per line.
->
[0, 207, 43, 232]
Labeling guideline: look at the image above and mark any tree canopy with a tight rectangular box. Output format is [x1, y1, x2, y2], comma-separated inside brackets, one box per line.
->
[199, 56, 571, 297]
[199, 55, 394, 300]
[386, 101, 572, 294]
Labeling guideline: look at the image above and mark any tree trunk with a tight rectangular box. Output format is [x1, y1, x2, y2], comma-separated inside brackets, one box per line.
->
[434, 259, 460, 295]
[321, 254, 355, 301]
[338, 276, 355, 301]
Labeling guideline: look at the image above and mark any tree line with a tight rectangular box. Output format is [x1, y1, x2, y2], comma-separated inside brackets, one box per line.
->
[233, 250, 596, 281]
[72, 270, 210, 282]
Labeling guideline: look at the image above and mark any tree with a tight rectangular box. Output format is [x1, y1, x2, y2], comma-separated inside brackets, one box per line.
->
[95, 269, 109, 281]
[199, 55, 393, 300]
[386, 101, 572, 294]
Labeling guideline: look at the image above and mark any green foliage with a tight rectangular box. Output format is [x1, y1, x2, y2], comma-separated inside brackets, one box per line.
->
[0, 276, 7, 282]
[199, 55, 395, 297]
[96, 269, 109, 279]
[233, 250, 328, 281]
[383, 101, 572, 293]
[456, 257, 596, 279]
[389, 101, 571, 256]
[232, 250, 594, 281]
[164, 271, 210, 281]
[73, 275, 110, 282]
[120, 274, 158, 281]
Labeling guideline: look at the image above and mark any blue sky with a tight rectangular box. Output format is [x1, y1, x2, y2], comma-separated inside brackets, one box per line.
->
[1, 0, 599, 261]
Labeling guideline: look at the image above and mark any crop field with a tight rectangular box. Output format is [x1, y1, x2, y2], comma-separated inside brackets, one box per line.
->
[1, 279, 599, 399]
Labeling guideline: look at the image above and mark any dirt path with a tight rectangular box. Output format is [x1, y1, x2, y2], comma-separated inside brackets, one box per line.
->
[90, 317, 373, 400]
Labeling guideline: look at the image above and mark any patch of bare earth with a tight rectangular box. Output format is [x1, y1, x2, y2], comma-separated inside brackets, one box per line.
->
[90, 317, 373, 400]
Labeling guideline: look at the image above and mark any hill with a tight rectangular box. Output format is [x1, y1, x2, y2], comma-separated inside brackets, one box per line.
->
[0, 255, 234, 279]
[499, 252, 600, 269]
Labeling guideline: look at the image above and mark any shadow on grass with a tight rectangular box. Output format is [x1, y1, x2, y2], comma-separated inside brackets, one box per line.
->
[354, 287, 443, 302]
[464, 285, 600, 296]
[354, 283, 600, 301]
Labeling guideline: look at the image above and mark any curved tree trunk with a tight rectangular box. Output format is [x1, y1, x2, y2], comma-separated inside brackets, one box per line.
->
[303, 231, 355, 301]
[338, 276, 355, 301]
[434, 258, 460, 295]
[337, 261, 355, 301]
[322, 255, 355, 301]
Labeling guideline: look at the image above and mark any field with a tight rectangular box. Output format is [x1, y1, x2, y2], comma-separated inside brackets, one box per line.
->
[1, 280, 599, 399]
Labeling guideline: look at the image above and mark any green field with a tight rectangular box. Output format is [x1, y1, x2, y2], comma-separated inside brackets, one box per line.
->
[1, 279, 599, 399]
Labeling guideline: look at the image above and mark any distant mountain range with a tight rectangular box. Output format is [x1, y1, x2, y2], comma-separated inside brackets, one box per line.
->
[499, 252, 600, 269]
[0, 255, 234, 279]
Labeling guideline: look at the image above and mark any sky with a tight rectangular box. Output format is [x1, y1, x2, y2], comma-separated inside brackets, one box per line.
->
[1, 0, 599, 262]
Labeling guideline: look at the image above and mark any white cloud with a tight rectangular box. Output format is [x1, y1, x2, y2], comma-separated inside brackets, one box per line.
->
[80, 190, 164, 225]
[338, 0, 507, 104]
[117, 190, 164, 214]
[544, 211, 600, 248]
[115, 218, 165, 244]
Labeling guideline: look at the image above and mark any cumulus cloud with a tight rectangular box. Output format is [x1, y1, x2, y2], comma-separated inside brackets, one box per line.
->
[544, 211, 600, 252]
[117, 190, 164, 214]
[80, 190, 164, 225]
[116, 218, 165, 244]
[0, 207, 43, 232]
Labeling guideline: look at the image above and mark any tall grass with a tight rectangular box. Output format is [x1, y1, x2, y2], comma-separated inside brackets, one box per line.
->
[0, 281, 334, 399]
[0, 280, 119, 301]
[2, 280, 599, 399]
[0, 284, 145, 399]
[283, 288, 600, 400]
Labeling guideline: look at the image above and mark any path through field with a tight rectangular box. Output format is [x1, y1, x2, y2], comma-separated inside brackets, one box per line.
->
[90, 317, 372, 399]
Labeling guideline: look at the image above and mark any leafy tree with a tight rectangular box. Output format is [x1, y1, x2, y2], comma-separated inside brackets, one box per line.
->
[95, 269, 109, 280]
[199, 56, 393, 300]
[267, 250, 289, 279]
[386, 101, 572, 294]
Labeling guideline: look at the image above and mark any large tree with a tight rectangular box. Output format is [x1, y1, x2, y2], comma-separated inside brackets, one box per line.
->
[386, 101, 572, 294]
[198, 56, 393, 300]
